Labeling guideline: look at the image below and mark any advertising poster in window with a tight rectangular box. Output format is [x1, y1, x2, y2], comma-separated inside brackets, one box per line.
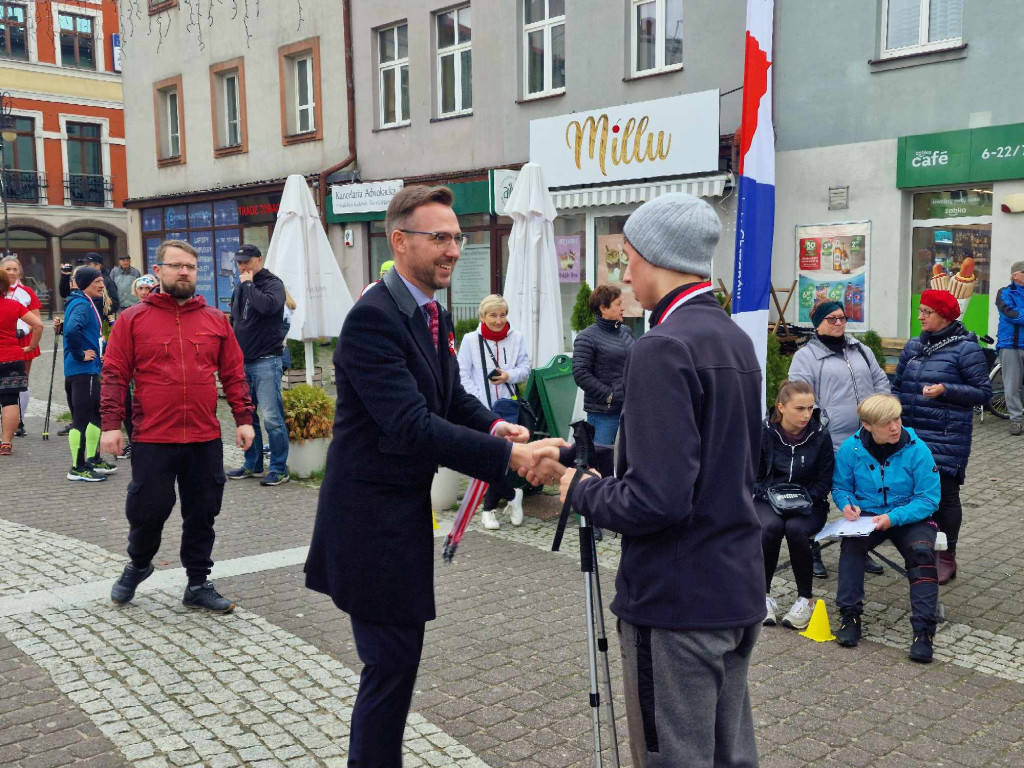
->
[796, 222, 870, 331]
[215, 230, 241, 311]
[450, 243, 491, 320]
[142, 209, 163, 232]
[145, 238, 163, 272]
[188, 203, 213, 229]
[556, 235, 581, 283]
[213, 199, 239, 227]
[596, 234, 643, 317]
[189, 230, 217, 307]
[165, 206, 188, 230]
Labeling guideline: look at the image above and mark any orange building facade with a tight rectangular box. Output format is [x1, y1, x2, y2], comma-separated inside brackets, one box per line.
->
[0, 0, 127, 310]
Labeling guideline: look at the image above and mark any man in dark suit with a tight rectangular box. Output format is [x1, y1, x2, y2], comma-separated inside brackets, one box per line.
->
[305, 185, 562, 768]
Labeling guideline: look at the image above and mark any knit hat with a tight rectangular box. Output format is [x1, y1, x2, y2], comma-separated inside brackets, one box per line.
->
[811, 300, 844, 329]
[75, 266, 102, 291]
[920, 289, 961, 322]
[622, 192, 720, 278]
[1011, 261, 1024, 275]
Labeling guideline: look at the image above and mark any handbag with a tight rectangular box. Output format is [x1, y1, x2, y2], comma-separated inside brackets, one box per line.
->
[478, 334, 539, 427]
[765, 482, 815, 518]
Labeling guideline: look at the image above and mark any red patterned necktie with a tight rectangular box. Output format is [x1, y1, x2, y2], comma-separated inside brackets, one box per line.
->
[424, 301, 439, 350]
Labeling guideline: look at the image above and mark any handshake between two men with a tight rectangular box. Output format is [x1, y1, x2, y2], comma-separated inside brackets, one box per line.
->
[493, 422, 600, 496]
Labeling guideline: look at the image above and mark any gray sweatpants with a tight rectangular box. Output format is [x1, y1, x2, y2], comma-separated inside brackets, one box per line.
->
[618, 619, 760, 768]
[1000, 347, 1024, 422]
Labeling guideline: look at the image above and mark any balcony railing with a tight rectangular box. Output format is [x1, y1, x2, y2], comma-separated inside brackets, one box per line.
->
[0, 169, 47, 205]
[64, 173, 114, 207]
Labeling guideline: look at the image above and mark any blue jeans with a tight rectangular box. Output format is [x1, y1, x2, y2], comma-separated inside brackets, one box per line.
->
[243, 356, 289, 475]
[587, 411, 621, 446]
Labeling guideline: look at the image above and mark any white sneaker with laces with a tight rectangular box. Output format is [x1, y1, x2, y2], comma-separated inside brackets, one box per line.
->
[763, 595, 778, 627]
[506, 489, 524, 526]
[782, 596, 813, 630]
[481, 510, 500, 530]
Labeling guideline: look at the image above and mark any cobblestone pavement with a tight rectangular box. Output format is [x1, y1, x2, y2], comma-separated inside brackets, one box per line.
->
[0, 328, 1020, 767]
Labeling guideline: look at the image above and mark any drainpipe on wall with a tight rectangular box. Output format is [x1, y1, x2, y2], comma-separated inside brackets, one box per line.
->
[318, 0, 357, 229]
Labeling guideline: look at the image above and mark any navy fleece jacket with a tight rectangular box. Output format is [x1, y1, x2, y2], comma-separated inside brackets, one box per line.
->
[565, 289, 766, 631]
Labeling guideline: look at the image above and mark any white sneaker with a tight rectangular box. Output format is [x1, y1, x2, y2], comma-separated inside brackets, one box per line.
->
[481, 510, 500, 530]
[506, 489, 524, 526]
[763, 595, 778, 627]
[782, 597, 813, 630]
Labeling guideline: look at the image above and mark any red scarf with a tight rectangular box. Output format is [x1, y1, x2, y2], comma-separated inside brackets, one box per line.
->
[480, 322, 510, 341]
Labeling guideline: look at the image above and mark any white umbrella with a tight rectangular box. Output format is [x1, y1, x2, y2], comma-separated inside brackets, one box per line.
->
[264, 174, 354, 385]
[503, 162, 563, 368]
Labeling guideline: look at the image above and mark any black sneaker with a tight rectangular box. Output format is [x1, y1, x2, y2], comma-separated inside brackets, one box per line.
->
[57, 425, 71, 437]
[67, 465, 107, 482]
[835, 611, 862, 647]
[110, 562, 154, 605]
[864, 554, 884, 575]
[87, 458, 117, 475]
[183, 582, 236, 614]
[909, 632, 934, 663]
[260, 471, 290, 487]
[226, 467, 262, 480]
[15, 422, 26, 437]
[117, 444, 132, 460]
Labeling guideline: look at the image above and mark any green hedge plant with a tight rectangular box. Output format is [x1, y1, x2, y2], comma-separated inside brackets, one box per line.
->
[571, 282, 594, 332]
[283, 384, 335, 442]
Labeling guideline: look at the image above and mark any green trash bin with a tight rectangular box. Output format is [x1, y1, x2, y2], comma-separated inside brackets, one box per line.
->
[522, 354, 577, 442]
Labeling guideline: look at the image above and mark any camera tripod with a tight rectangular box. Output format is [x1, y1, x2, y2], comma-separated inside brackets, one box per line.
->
[552, 420, 620, 768]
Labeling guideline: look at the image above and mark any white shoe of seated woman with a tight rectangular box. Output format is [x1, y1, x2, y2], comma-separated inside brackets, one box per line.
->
[481, 510, 500, 530]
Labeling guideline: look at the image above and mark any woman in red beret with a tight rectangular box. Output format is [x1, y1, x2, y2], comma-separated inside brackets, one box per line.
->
[892, 290, 991, 584]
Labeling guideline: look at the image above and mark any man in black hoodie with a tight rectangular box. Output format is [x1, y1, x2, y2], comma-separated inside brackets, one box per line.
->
[59, 253, 119, 315]
[557, 193, 764, 768]
[227, 244, 289, 486]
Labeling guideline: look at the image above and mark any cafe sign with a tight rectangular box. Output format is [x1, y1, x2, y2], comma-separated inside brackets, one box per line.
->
[529, 90, 720, 188]
[898, 122, 1024, 188]
[330, 179, 404, 215]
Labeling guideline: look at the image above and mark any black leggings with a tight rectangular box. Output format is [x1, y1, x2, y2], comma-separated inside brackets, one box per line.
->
[934, 473, 963, 552]
[756, 500, 827, 599]
[483, 474, 517, 509]
[0, 392, 18, 408]
[65, 374, 100, 465]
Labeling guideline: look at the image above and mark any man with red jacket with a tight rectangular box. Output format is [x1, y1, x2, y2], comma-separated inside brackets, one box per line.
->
[100, 239, 255, 613]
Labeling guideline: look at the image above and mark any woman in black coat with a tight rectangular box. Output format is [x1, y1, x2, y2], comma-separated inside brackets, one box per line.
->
[755, 380, 835, 630]
[893, 290, 991, 584]
[572, 285, 635, 445]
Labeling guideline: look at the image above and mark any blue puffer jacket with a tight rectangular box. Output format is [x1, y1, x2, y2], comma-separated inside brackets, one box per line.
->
[892, 321, 991, 480]
[995, 282, 1024, 350]
[62, 291, 102, 377]
[832, 427, 940, 528]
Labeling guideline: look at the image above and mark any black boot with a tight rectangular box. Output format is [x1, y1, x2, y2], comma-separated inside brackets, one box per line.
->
[864, 553, 884, 575]
[14, 422, 26, 437]
[835, 610, 862, 647]
[909, 632, 934, 663]
[811, 540, 828, 579]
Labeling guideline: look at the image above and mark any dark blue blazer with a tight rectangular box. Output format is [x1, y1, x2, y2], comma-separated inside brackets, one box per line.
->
[305, 267, 512, 625]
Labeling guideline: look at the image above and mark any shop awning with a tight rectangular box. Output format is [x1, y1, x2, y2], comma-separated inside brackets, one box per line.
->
[551, 173, 732, 210]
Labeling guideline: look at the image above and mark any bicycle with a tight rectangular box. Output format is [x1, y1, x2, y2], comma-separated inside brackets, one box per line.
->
[977, 335, 1009, 421]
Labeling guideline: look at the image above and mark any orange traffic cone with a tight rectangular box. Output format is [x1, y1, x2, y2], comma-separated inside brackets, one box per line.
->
[799, 599, 836, 642]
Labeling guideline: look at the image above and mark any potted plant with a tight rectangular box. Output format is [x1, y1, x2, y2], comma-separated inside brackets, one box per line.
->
[283, 384, 335, 478]
[570, 282, 594, 342]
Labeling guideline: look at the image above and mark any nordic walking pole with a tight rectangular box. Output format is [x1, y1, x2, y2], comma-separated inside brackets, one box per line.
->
[552, 420, 621, 768]
[42, 325, 59, 440]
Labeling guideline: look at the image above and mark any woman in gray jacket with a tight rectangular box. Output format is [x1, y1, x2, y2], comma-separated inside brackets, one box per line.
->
[788, 298, 891, 576]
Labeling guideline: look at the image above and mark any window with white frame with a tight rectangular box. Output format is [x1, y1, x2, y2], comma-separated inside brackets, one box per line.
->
[379, 23, 410, 127]
[295, 56, 315, 133]
[166, 91, 180, 158]
[523, 0, 564, 97]
[882, 0, 963, 57]
[437, 7, 472, 116]
[153, 79, 182, 162]
[223, 73, 241, 146]
[631, 0, 683, 75]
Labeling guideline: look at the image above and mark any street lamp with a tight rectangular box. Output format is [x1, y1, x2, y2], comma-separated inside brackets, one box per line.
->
[0, 91, 17, 258]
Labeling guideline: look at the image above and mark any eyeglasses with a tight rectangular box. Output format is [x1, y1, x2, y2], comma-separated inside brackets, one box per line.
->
[157, 262, 198, 273]
[824, 315, 848, 325]
[398, 230, 470, 250]
[918, 308, 936, 317]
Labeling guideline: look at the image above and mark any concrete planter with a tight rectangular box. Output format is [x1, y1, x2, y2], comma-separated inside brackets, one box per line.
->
[431, 467, 463, 511]
[288, 437, 329, 479]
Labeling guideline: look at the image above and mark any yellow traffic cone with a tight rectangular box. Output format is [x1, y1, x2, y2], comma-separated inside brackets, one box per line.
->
[799, 599, 836, 642]
[431, 509, 439, 531]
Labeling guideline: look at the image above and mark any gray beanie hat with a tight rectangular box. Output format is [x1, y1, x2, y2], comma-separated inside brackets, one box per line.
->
[1012, 261, 1024, 275]
[622, 192, 721, 278]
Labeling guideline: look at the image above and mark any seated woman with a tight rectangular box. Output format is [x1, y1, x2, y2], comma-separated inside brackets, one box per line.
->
[755, 380, 834, 630]
[832, 394, 941, 663]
